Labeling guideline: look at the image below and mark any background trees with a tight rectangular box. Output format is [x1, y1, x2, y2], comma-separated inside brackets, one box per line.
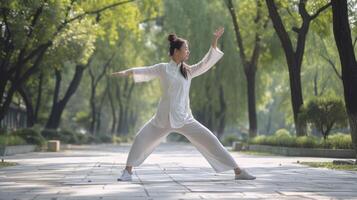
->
[1, 0, 355, 157]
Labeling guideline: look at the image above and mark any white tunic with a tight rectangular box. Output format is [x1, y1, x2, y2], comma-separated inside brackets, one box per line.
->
[131, 46, 224, 128]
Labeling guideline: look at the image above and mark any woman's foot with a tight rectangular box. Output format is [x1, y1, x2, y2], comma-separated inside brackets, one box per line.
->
[235, 169, 256, 180]
[117, 169, 132, 181]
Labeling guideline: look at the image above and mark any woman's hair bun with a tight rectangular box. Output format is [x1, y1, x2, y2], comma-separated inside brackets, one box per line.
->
[168, 33, 177, 43]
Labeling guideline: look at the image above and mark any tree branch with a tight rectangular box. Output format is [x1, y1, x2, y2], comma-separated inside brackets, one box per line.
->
[64, 0, 136, 27]
[225, 0, 248, 64]
[265, 0, 295, 57]
[320, 53, 342, 80]
[95, 52, 115, 88]
[310, 2, 332, 21]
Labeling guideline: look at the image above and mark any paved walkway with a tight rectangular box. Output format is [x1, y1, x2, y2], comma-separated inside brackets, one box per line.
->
[0, 143, 357, 200]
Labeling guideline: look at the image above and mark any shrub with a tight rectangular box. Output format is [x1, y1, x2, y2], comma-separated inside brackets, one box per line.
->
[222, 134, 240, 146]
[112, 135, 121, 144]
[272, 129, 296, 147]
[0, 135, 26, 146]
[0, 128, 7, 136]
[87, 135, 101, 144]
[300, 96, 348, 140]
[250, 135, 268, 145]
[99, 134, 112, 143]
[76, 133, 89, 144]
[59, 129, 79, 144]
[41, 129, 62, 140]
[296, 136, 318, 148]
[249, 131, 352, 149]
[322, 133, 353, 149]
[42, 129, 85, 144]
[13, 128, 46, 146]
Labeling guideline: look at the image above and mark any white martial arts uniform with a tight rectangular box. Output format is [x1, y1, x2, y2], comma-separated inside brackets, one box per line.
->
[126, 46, 239, 173]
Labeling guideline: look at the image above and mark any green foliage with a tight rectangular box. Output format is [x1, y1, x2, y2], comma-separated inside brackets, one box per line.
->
[13, 128, 46, 146]
[300, 162, 357, 171]
[296, 136, 319, 148]
[222, 134, 240, 146]
[41, 129, 84, 144]
[87, 135, 102, 144]
[0, 135, 26, 146]
[300, 96, 348, 139]
[98, 134, 112, 143]
[323, 133, 353, 149]
[250, 132, 352, 149]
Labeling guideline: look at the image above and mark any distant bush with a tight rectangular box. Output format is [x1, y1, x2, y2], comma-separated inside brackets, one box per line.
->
[59, 129, 79, 144]
[87, 135, 101, 144]
[0, 135, 26, 146]
[41, 129, 62, 140]
[0, 128, 7, 136]
[13, 128, 46, 146]
[99, 134, 112, 143]
[250, 132, 352, 149]
[300, 96, 347, 140]
[42, 129, 89, 145]
[322, 133, 353, 149]
[296, 136, 318, 148]
[112, 135, 121, 144]
[222, 134, 240, 146]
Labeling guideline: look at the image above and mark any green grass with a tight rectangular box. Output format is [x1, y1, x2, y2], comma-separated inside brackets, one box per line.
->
[237, 150, 279, 156]
[300, 162, 357, 171]
[0, 161, 17, 168]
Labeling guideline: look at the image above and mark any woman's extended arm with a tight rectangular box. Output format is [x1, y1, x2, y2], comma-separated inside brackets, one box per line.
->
[111, 63, 163, 83]
[211, 27, 224, 49]
[189, 27, 225, 78]
[111, 69, 133, 77]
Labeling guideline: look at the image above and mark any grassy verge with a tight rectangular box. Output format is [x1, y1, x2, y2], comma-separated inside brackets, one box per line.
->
[235, 150, 279, 156]
[0, 161, 17, 168]
[300, 162, 357, 171]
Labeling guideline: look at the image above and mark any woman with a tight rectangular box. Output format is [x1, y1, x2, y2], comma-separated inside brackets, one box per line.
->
[112, 27, 255, 181]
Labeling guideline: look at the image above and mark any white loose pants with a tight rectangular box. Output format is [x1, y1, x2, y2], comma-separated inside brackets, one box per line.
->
[126, 119, 239, 173]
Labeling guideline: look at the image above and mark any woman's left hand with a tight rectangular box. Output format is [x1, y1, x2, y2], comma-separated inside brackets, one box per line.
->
[212, 27, 224, 48]
[213, 27, 224, 40]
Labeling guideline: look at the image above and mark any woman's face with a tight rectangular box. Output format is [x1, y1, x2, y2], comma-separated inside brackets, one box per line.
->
[176, 42, 190, 61]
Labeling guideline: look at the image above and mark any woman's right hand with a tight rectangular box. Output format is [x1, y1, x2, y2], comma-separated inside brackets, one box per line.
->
[111, 70, 132, 77]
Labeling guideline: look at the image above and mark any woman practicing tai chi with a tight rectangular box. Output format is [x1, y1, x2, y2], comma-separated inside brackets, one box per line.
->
[112, 27, 256, 181]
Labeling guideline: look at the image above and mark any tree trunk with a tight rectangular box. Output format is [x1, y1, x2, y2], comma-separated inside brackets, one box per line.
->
[331, 0, 357, 161]
[34, 72, 43, 121]
[226, 0, 264, 138]
[89, 82, 97, 134]
[107, 80, 117, 134]
[45, 65, 85, 129]
[17, 86, 35, 127]
[216, 85, 226, 140]
[265, 0, 330, 136]
[246, 66, 257, 137]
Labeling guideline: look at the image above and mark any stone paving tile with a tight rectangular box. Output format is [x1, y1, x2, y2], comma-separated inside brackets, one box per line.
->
[1, 143, 357, 200]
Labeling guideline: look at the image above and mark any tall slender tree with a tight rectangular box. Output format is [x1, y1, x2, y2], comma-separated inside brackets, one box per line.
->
[265, 0, 331, 136]
[225, 0, 269, 138]
[331, 0, 357, 161]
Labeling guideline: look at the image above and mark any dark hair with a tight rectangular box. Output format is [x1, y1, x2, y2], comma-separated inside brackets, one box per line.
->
[168, 33, 189, 79]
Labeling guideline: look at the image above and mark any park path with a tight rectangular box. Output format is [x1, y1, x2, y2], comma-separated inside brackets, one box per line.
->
[0, 143, 356, 200]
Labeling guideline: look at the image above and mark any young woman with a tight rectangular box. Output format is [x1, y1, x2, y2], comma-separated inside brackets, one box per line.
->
[112, 27, 256, 181]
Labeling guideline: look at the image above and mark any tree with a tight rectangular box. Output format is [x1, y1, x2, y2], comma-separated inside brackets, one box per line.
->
[265, 0, 331, 136]
[331, 0, 357, 161]
[0, 0, 137, 125]
[88, 51, 115, 134]
[225, 0, 269, 138]
[300, 96, 347, 140]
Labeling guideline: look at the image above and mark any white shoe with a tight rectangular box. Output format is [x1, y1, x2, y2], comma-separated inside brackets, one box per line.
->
[117, 169, 132, 181]
[235, 169, 256, 180]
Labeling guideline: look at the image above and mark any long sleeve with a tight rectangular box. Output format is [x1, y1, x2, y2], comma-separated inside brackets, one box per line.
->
[189, 46, 224, 78]
[131, 63, 163, 83]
